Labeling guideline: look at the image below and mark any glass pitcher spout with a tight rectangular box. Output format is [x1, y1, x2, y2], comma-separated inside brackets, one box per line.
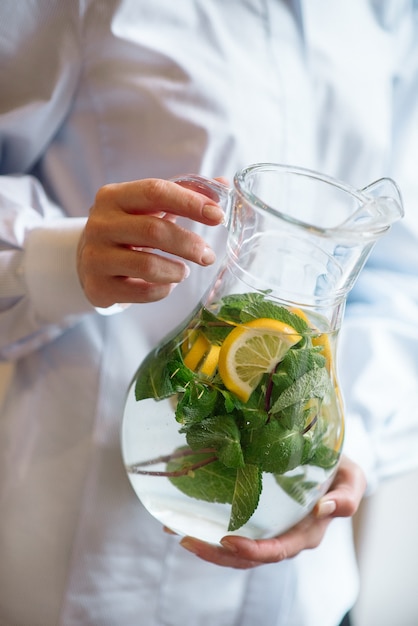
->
[338, 176, 404, 238]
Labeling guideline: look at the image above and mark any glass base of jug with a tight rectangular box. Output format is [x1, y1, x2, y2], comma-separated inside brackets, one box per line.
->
[122, 395, 335, 544]
[127, 469, 332, 544]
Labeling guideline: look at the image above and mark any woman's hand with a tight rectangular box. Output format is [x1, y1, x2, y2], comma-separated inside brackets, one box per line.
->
[77, 178, 224, 308]
[178, 454, 366, 569]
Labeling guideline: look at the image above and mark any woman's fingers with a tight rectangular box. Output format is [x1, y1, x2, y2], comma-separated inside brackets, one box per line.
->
[89, 276, 177, 306]
[313, 454, 366, 519]
[178, 455, 366, 570]
[81, 249, 192, 307]
[179, 514, 331, 569]
[103, 214, 217, 265]
[77, 178, 225, 307]
[98, 247, 191, 283]
[95, 178, 225, 224]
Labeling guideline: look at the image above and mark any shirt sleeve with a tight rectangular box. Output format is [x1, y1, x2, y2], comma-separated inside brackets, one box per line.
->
[0, 174, 96, 361]
[338, 10, 418, 491]
[0, 3, 103, 360]
[340, 263, 418, 492]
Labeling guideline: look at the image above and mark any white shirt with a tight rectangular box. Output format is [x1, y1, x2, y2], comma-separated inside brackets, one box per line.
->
[0, 1, 417, 625]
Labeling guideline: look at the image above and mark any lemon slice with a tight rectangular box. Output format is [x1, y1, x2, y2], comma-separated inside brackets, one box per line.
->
[291, 307, 333, 372]
[183, 332, 220, 377]
[183, 332, 210, 371]
[218, 318, 302, 402]
[200, 344, 221, 377]
[312, 333, 332, 371]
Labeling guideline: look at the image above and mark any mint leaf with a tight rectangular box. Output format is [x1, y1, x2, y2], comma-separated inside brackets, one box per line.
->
[216, 292, 310, 340]
[218, 292, 268, 324]
[270, 367, 331, 414]
[267, 349, 325, 425]
[309, 444, 340, 469]
[240, 390, 269, 429]
[277, 346, 326, 381]
[199, 308, 234, 344]
[274, 473, 318, 506]
[228, 464, 262, 531]
[240, 301, 309, 336]
[168, 449, 236, 503]
[135, 343, 182, 400]
[243, 420, 305, 473]
[277, 401, 312, 430]
[185, 414, 244, 468]
[176, 384, 219, 426]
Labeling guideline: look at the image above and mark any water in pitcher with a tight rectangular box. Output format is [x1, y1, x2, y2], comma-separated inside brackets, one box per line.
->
[122, 297, 343, 544]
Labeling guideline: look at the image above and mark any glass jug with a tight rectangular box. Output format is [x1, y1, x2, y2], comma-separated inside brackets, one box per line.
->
[121, 163, 403, 544]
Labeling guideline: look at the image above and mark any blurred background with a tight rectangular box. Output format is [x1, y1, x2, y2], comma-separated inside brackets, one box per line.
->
[352, 467, 418, 626]
[0, 361, 417, 625]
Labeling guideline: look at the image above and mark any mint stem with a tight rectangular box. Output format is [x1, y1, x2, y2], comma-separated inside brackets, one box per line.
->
[265, 362, 281, 421]
[302, 415, 318, 434]
[126, 447, 218, 477]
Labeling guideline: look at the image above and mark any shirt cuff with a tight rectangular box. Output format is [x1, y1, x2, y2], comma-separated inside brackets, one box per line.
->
[23, 218, 96, 323]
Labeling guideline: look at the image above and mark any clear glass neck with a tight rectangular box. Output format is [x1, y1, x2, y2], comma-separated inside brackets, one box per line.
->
[171, 163, 403, 309]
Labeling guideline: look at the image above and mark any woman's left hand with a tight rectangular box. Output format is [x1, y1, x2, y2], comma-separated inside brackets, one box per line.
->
[177, 454, 366, 569]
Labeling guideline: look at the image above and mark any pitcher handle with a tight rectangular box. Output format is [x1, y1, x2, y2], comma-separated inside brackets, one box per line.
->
[170, 173, 233, 226]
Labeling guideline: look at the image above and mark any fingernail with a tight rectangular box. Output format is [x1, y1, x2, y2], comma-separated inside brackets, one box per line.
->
[180, 538, 200, 555]
[315, 499, 337, 518]
[201, 246, 216, 265]
[202, 204, 224, 222]
[220, 538, 238, 553]
[182, 264, 190, 280]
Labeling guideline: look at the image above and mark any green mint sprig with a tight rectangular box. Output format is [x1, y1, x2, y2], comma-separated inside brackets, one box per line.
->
[133, 292, 341, 532]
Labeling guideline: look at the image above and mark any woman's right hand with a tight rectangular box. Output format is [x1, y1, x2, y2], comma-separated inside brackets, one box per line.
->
[77, 178, 224, 308]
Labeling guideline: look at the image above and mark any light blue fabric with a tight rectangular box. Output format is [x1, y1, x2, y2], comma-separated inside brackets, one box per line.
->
[0, 1, 417, 624]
